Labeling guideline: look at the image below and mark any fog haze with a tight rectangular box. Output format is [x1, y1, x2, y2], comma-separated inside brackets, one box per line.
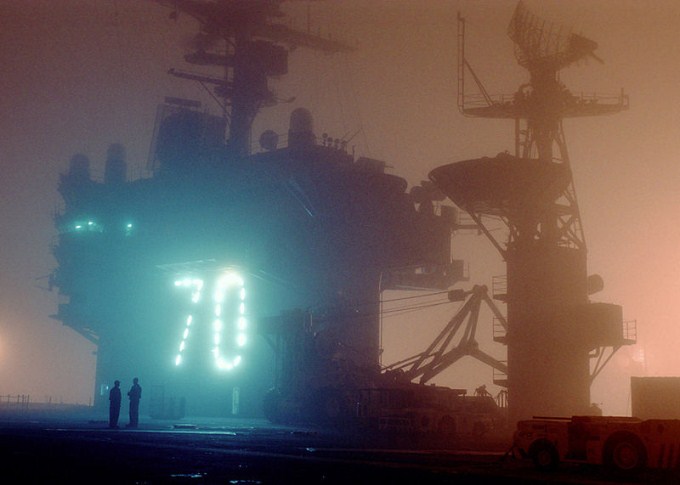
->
[1, 0, 678, 415]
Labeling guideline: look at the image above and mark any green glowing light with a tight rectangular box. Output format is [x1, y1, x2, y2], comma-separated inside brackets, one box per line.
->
[69, 219, 103, 233]
[237, 333, 246, 347]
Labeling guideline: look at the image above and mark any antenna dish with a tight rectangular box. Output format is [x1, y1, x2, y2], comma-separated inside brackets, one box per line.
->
[508, 1, 602, 70]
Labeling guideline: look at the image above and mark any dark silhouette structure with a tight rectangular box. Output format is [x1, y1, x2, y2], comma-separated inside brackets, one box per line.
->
[127, 378, 142, 428]
[109, 380, 121, 428]
[430, 2, 634, 422]
[50, 1, 461, 417]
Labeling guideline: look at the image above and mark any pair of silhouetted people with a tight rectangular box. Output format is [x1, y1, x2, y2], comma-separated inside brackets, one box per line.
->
[108, 377, 142, 429]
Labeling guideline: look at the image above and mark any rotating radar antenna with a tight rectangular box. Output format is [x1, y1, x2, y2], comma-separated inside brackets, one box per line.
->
[454, 1, 628, 252]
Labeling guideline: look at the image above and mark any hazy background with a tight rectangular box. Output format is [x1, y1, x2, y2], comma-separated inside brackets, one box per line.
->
[1, 0, 677, 414]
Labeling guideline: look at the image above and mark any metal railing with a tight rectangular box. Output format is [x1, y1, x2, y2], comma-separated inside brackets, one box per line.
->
[0, 394, 31, 410]
[495, 389, 508, 409]
[493, 362, 508, 386]
[623, 319, 637, 343]
[493, 317, 507, 343]
[492, 275, 507, 301]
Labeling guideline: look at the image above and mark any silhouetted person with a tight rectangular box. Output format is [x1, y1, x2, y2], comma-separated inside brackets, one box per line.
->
[108, 380, 121, 428]
[475, 384, 491, 398]
[126, 377, 142, 428]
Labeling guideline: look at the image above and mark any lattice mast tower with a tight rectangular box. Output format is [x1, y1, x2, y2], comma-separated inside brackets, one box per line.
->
[431, 2, 631, 422]
[155, 0, 351, 157]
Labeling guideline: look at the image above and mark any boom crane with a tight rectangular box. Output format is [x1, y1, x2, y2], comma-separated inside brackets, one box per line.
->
[384, 285, 508, 386]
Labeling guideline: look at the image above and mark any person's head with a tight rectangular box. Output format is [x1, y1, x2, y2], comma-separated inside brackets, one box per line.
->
[114, 380, 120, 387]
[133, 377, 139, 384]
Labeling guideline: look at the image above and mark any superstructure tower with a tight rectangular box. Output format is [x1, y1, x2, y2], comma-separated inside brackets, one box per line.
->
[430, 2, 633, 421]
[51, 1, 460, 416]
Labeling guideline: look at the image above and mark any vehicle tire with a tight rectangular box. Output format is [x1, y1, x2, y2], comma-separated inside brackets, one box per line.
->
[604, 433, 646, 473]
[530, 440, 559, 471]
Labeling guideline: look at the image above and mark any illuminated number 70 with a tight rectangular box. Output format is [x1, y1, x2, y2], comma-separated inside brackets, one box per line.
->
[173, 271, 247, 371]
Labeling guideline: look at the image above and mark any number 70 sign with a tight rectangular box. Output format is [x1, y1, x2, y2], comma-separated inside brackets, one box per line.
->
[173, 271, 247, 371]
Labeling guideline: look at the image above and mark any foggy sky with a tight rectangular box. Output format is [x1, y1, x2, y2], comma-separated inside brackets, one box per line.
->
[1, 0, 679, 414]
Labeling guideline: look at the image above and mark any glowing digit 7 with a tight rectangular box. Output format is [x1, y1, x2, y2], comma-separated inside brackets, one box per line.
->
[173, 277, 204, 367]
[173, 270, 246, 371]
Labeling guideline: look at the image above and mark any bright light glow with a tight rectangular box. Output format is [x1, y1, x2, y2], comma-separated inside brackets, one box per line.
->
[173, 277, 204, 366]
[212, 270, 246, 371]
[216, 357, 236, 371]
[68, 219, 104, 234]
[173, 270, 246, 371]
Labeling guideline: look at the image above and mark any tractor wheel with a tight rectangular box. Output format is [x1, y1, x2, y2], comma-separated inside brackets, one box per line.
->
[530, 440, 559, 471]
[604, 433, 646, 473]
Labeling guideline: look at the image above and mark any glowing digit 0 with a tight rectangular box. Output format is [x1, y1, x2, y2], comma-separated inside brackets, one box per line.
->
[212, 271, 246, 371]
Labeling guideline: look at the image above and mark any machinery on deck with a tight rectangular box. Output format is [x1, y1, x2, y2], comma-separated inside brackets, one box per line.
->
[259, 305, 505, 434]
[356, 384, 501, 438]
[514, 415, 680, 473]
